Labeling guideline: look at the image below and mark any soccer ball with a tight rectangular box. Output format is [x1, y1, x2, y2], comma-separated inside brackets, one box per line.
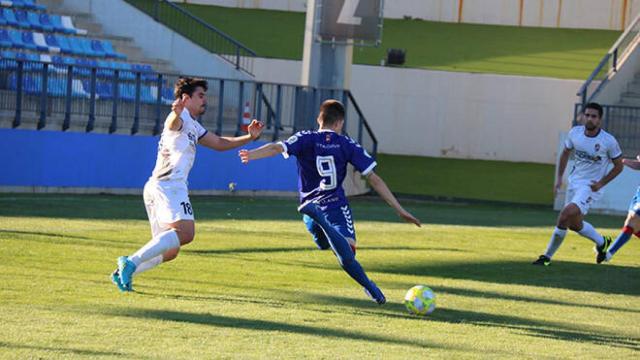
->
[228, 182, 237, 192]
[404, 285, 436, 316]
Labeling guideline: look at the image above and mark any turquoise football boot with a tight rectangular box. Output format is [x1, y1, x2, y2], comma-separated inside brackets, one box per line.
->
[117, 256, 137, 292]
[110, 269, 128, 292]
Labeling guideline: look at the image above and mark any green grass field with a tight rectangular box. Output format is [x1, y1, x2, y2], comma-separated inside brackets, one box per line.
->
[1, 194, 638, 358]
[171, 3, 619, 79]
[376, 154, 554, 205]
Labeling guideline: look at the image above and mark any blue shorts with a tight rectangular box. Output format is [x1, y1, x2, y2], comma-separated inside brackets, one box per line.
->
[303, 204, 356, 252]
[629, 187, 640, 214]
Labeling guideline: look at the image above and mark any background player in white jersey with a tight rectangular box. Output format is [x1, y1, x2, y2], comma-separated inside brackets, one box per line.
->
[112, 77, 264, 291]
[598, 154, 640, 263]
[533, 102, 623, 266]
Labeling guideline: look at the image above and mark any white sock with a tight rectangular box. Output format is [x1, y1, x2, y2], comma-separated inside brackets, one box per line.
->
[129, 229, 180, 266]
[133, 255, 163, 276]
[577, 221, 604, 246]
[545, 227, 567, 259]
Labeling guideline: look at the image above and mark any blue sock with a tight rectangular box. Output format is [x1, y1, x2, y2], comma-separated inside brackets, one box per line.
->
[609, 226, 634, 255]
[299, 203, 374, 291]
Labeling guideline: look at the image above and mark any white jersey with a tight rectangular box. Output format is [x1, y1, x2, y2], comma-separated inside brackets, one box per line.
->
[150, 108, 207, 183]
[565, 125, 622, 187]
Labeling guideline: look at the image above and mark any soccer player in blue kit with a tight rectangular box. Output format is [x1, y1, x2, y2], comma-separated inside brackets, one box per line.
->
[239, 100, 421, 304]
[598, 154, 640, 263]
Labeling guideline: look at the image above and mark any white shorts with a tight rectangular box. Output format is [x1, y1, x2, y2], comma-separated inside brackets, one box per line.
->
[143, 180, 194, 236]
[565, 184, 602, 215]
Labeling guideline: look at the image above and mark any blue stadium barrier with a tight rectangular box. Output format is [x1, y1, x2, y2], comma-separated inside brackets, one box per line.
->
[0, 58, 378, 155]
[0, 128, 298, 191]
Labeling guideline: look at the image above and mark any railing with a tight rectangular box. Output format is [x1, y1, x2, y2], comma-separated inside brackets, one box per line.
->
[0, 59, 378, 157]
[124, 0, 256, 75]
[577, 13, 640, 105]
[574, 103, 640, 157]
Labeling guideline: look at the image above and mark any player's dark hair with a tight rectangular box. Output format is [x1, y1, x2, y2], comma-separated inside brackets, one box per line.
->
[174, 77, 208, 99]
[318, 100, 345, 127]
[585, 102, 603, 118]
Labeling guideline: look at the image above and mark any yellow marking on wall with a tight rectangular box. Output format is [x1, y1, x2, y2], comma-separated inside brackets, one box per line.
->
[556, 0, 563, 27]
[623, 0, 629, 30]
[519, 0, 524, 26]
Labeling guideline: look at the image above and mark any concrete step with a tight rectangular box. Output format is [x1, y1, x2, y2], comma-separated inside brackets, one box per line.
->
[626, 82, 640, 93]
[616, 97, 640, 107]
[37, 0, 87, 17]
[71, 17, 103, 34]
[35, 0, 176, 74]
[621, 91, 640, 99]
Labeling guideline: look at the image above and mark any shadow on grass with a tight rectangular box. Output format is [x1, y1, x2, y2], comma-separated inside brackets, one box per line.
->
[0, 341, 128, 357]
[371, 260, 640, 296]
[0, 229, 92, 240]
[134, 290, 288, 308]
[0, 194, 622, 228]
[123, 286, 640, 352]
[435, 308, 639, 350]
[427, 285, 640, 314]
[183, 245, 465, 256]
[0, 229, 138, 248]
[101, 307, 451, 350]
[299, 293, 640, 351]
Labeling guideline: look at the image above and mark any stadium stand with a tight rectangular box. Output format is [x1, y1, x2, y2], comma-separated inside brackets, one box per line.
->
[576, 13, 640, 157]
[0, 0, 377, 156]
[0, 0, 187, 133]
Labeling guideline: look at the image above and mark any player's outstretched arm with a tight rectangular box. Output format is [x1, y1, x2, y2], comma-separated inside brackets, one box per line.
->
[199, 120, 265, 151]
[239, 143, 285, 164]
[165, 95, 187, 131]
[591, 156, 623, 192]
[555, 147, 571, 195]
[622, 155, 640, 170]
[366, 172, 421, 227]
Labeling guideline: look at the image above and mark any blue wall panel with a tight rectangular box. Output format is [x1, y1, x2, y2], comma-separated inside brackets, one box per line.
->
[0, 129, 298, 191]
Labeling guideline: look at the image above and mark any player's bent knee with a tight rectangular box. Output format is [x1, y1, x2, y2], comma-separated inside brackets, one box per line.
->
[557, 215, 571, 228]
[627, 212, 640, 229]
[169, 220, 195, 245]
[568, 224, 582, 232]
[335, 250, 356, 267]
[178, 231, 195, 245]
[163, 247, 180, 262]
[559, 205, 581, 228]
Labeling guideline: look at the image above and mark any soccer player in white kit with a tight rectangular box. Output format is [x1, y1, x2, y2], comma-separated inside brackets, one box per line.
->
[533, 103, 623, 266]
[112, 77, 264, 291]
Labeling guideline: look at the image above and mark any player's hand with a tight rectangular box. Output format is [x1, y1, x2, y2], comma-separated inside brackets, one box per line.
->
[239, 149, 250, 164]
[172, 94, 187, 115]
[622, 155, 640, 170]
[247, 119, 265, 140]
[399, 209, 421, 227]
[590, 180, 603, 192]
[553, 179, 563, 196]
